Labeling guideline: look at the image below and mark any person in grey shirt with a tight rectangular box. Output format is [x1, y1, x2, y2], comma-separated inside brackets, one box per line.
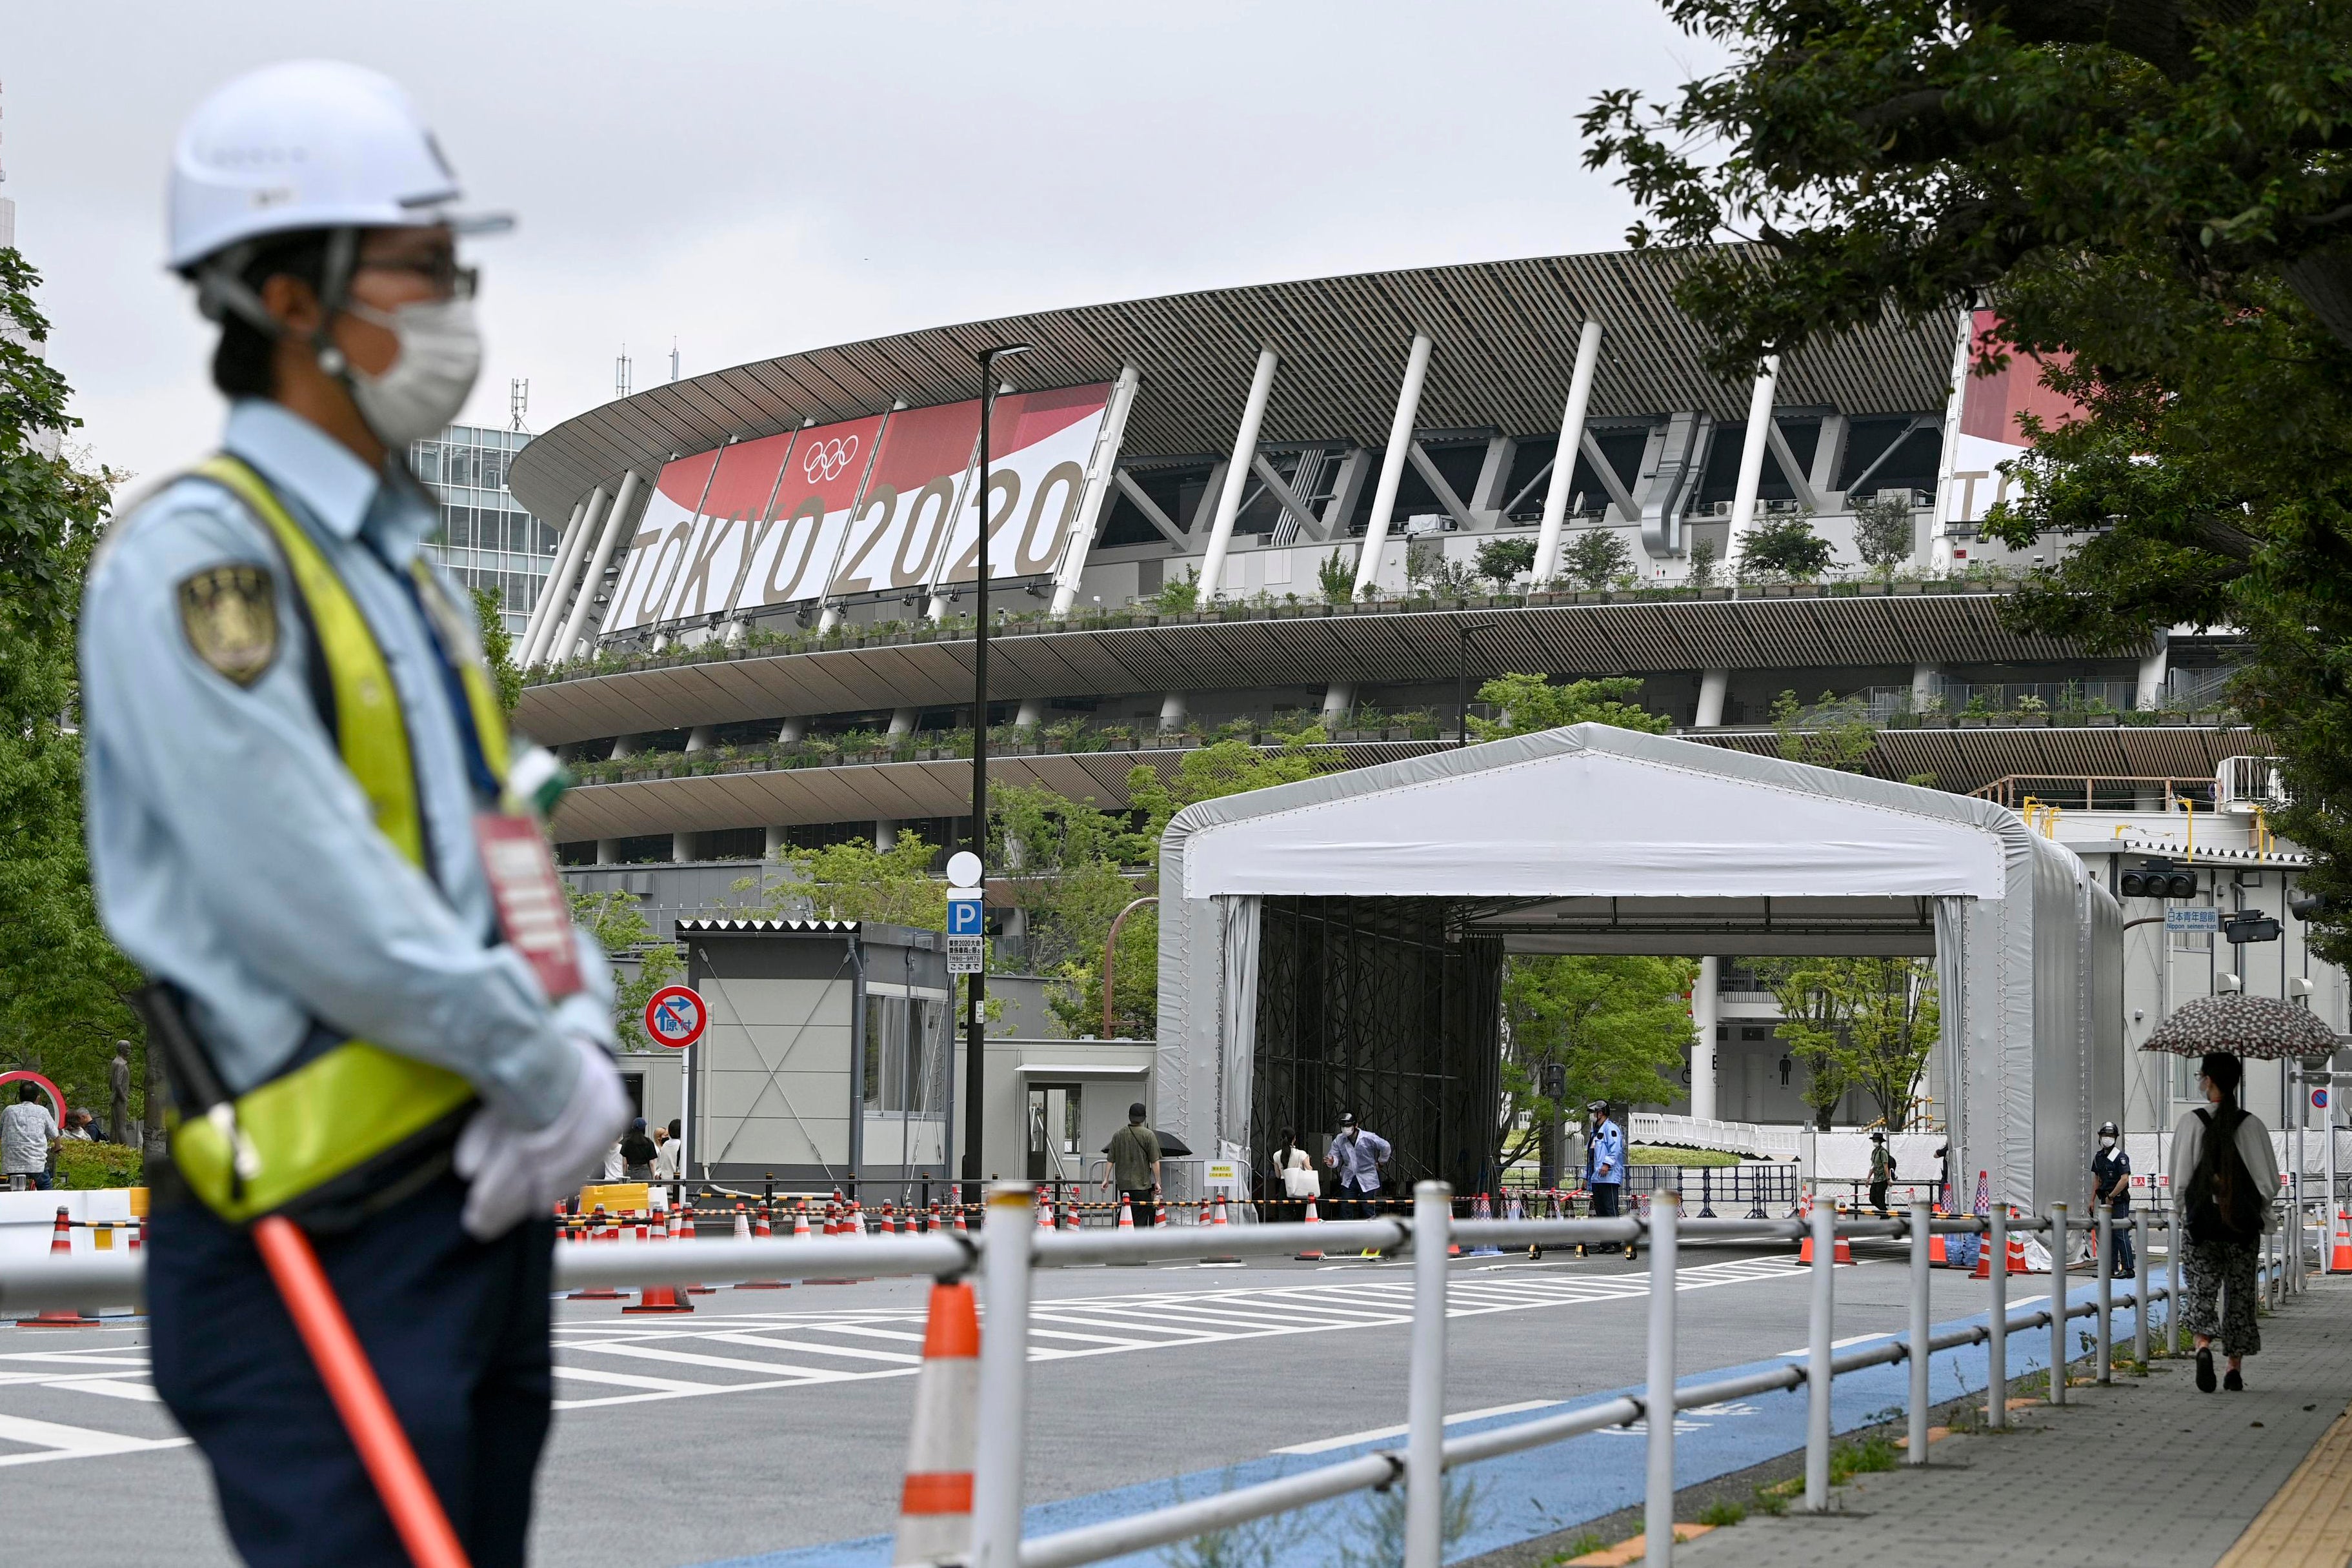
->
[1323, 1112, 1392, 1221]
[1, 1084, 58, 1192]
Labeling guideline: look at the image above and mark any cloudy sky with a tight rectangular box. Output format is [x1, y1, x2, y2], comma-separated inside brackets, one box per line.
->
[9, 1, 1716, 487]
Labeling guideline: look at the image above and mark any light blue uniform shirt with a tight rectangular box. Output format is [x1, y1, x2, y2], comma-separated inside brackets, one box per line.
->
[1587, 1118, 1625, 1185]
[1325, 1127, 1392, 1192]
[80, 400, 588, 1127]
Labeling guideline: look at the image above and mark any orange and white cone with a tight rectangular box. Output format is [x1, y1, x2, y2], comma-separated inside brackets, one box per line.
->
[2333, 1209, 2352, 1272]
[1036, 1190, 1054, 1232]
[571, 1207, 625, 1299]
[793, 1200, 811, 1240]
[738, 1200, 789, 1291]
[734, 1205, 752, 1242]
[17, 1208, 98, 1327]
[1296, 1196, 1324, 1261]
[1118, 1198, 1136, 1232]
[891, 1280, 981, 1565]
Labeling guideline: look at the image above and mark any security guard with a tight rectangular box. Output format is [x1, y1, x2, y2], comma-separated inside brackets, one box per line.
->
[80, 62, 627, 1567]
[2091, 1120, 2136, 1277]
[1582, 1100, 1634, 1260]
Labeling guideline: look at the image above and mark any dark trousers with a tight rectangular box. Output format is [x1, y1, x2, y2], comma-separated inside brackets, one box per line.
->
[1337, 1182, 1378, 1221]
[1869, 1180, 1891, 1216]
[2106, 1201, 2137, 1277]
[1118, 1189, 1158, 1227]
[1589, 1181, 1622, 1218]
[148, 1172, 555, 1568]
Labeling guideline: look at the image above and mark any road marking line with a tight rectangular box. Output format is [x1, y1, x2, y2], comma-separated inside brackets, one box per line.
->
[1278, 1400, 1565, 1455]
[54, 1378, 160, 1403]
[569, 1343, 861, 1380]
[552, 1365, 731, 1393]
[0, 1412, 186, 1464]
[697, 1332, 922, 1365]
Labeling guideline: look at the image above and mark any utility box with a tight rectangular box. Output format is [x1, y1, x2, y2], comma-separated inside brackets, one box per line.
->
[678, 919, 952, 1192]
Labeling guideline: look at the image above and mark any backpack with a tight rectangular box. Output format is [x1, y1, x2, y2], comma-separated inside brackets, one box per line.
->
[2186, 1107, 2266, 1244]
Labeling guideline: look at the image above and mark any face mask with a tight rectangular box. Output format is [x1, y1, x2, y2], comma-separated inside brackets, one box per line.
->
[2100, 1137, 2116, 1148]
[343, 296, 482, 446]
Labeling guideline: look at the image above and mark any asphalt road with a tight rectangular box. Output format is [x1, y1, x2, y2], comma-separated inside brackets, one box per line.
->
[0, 1239, 2005, 1567]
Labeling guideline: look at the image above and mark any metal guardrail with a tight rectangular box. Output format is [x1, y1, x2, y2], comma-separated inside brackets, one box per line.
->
[9, 1190, 2317, 1568]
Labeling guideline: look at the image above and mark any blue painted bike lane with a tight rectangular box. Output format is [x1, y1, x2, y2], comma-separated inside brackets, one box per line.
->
[703, 1278, 2166, 1568]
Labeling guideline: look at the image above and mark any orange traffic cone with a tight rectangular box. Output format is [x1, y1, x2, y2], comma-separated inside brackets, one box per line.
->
[623, 1275, 695, 1314]
[1796, 1196, 1856, 1266]
[1297, 1196, 1324, 1261]
[1036, 1190, 1054, 1232]
[1928, 1210, 1950, 1267]
[891, 1281, 981, 1564]
[2333, 1210, 2352, 1272]
[571, 1207, 625, 1300]
[1971, 1212, 2031, 1278]
[17, 1208, 99, 1327]
[793, 1200, 812, 1240]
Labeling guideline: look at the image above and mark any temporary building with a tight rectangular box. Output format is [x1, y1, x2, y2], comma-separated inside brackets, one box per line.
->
[1157, 723, 2120, 1216]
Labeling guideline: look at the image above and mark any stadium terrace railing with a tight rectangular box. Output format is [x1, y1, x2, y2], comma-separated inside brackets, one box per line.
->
[10, 1185, 2299, 1568]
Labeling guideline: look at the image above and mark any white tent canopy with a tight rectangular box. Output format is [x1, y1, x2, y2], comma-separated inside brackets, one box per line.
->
[1157, 724, 2120, 1214]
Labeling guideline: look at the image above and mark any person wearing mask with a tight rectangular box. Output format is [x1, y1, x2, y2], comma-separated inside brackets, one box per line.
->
[1273, 1127, 1317, 1220]
[2174, 1052, 2281, 1392]
[1867, 1130, 1895, 1218]
[2091, 1120, 2136, 1280]
[619, 1118, 658, 1181]
[1105, 1102, 1161, 1228]
[1323, 1112, 1392, 1225]
[1, 1085, 57, 1193]
[80, 63, 628, 1565]
[1582, 1101, 1634, 1260]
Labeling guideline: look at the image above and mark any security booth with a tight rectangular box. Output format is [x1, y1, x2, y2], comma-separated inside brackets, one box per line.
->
[676, 919, 953, 1202]
[969, 1037, 1160, 1195]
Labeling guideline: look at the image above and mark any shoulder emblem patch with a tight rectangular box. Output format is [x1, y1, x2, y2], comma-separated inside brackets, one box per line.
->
[177, 563, 280, 687]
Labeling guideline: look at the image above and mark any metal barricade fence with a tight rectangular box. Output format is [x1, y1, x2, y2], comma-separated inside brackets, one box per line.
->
[0, 1187, 2224, 1568]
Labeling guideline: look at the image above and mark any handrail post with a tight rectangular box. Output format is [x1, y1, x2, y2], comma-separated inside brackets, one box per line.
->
[1987, 1203, 2007, 1429]
[2047, 1203, 2068, 1405]
[2167, 1211, 2184, 1356]
[1907, 1200, 1930, 1465]
[1403, 1181, 1451, 1568]
[2133, 1212, 2151, 1367]
[2095, 1203, 2113, 1383]
[1804, 1198, 1834, 1511]
[971, 1181, 1036, 1568]
[1645, 1189, 1680, 1564]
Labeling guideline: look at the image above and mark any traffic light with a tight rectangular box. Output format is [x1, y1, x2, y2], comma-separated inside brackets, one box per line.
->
[2222, 912, 2283, 945]
[1542, 1063, 1567, 1100]
[2120, 859, 2198, 899]
[2288, 887, 2337, 923]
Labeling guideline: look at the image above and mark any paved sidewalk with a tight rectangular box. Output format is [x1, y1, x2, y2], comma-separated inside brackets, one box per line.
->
[1678, 1276, 2352, 1568]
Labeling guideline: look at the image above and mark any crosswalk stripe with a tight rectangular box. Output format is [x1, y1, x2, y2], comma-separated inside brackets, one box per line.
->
[698, 1332, 922, 1365]
[570, 1342, 865, 1380]
[0, 1412, 186, 1466]
[552, 1365, 727, 1393]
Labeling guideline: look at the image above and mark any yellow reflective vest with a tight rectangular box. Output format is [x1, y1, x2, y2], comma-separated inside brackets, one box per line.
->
[169, 454, 514, 1223]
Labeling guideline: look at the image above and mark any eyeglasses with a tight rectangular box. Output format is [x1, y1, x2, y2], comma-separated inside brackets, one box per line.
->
[355, 254, 478, 301]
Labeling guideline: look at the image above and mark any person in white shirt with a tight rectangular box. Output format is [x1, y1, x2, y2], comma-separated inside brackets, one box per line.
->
[2172, 1051, 2282, 1392]
[1273, 1127, 1318, 1218]
[1, 1085, 58, 1192]
[655, 1118, 684, 1181]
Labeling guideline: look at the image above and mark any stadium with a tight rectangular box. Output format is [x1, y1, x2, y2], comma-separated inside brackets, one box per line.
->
[501, 245, 2321, 1187]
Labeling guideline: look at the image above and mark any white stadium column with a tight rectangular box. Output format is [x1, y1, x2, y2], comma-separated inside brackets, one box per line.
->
[683, 725, 716, 753]
[671, 832, 695, 863]
[1014, 698, 1043, 729]
[1694, 672, 1728, 728]
[1198, 348, 1279, 603]
[1351, 334, 1434, 599]
[596, 838, 619, 866]
[889, 708, 918, 740]
[1719, 355, 1780, 579]
[875, 820, 898, 851]
[1531, 321, 1603, 585]
[2137, 631, 2170, 710]
[1911, 663, 1940, 709]
[1159, 691, 1188, 732]
[1050, 364, 1140, 617]
[776, 716, 806, 744]
[1322, 684, 1352, 726]
[763, 827, 787, 858]
[1689, 956, 1720, 1121]
[558, 467, 643, 661]
[519, 496, 588, 667]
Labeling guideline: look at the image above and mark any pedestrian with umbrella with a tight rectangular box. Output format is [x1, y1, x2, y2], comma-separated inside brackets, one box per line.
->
[2143, 996, 2309, 1392]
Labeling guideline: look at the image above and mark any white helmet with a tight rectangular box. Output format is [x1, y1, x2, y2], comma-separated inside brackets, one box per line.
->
[167, 60, 504, 273]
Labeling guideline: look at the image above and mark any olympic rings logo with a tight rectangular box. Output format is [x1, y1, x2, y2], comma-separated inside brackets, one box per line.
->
[803, 436, 860, 483]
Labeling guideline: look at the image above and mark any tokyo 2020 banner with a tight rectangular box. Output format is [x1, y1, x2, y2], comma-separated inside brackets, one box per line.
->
[601, 383, 1111, 636]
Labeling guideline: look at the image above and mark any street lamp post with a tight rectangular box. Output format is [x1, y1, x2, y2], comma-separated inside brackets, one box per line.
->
[1455, 620, 1501, 747]
[961, 343, 1031, 1210]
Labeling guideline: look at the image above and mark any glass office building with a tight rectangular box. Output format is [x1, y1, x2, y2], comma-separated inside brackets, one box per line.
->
[410, 424, 558, 636]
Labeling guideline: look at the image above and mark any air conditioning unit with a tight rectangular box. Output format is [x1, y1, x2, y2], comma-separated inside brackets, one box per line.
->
[1875, 487, 1931, 509]
[1402, 513, 1456, 536]
[2216, 756, 2287, 814]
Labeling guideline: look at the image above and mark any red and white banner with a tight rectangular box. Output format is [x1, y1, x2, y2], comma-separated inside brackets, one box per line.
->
[1942, 310, 2085, 527]
[599, 383, 1110, 636]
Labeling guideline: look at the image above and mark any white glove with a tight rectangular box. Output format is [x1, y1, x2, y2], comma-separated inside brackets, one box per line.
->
[454, 1030, 631, 1241]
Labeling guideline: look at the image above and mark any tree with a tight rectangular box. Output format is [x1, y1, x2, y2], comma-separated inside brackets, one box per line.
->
[1467, 673, 1671, 741]
[746, 830, 949, 929]
[1498, 954, 1698, 1170]
[1687, 536, 1720, 590]
[566, 885, 683, 1052]
[1585, 0, 2352, 961]
[1849, 493, 1915, 578]
[0, 248, 144, 1120]
[1474, 536, 1535, 588]
[1734, 514, 1833, 583]
[1126, 736, 1332, 843]
[1557, 527, 1632, 590]
[1769, 690, 1878, 773]
[470, 585, 522, 716]
[1316, 547, 1358, 603]
[988, 781, 1156, 1039]
[1758, 957, 1938, 1129]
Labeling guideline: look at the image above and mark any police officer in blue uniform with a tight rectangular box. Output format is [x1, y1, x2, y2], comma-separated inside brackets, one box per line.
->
[79, 62, 628, 1567]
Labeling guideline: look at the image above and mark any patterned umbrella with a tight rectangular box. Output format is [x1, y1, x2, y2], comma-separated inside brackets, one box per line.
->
[2138, 993, 2342, 1060]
